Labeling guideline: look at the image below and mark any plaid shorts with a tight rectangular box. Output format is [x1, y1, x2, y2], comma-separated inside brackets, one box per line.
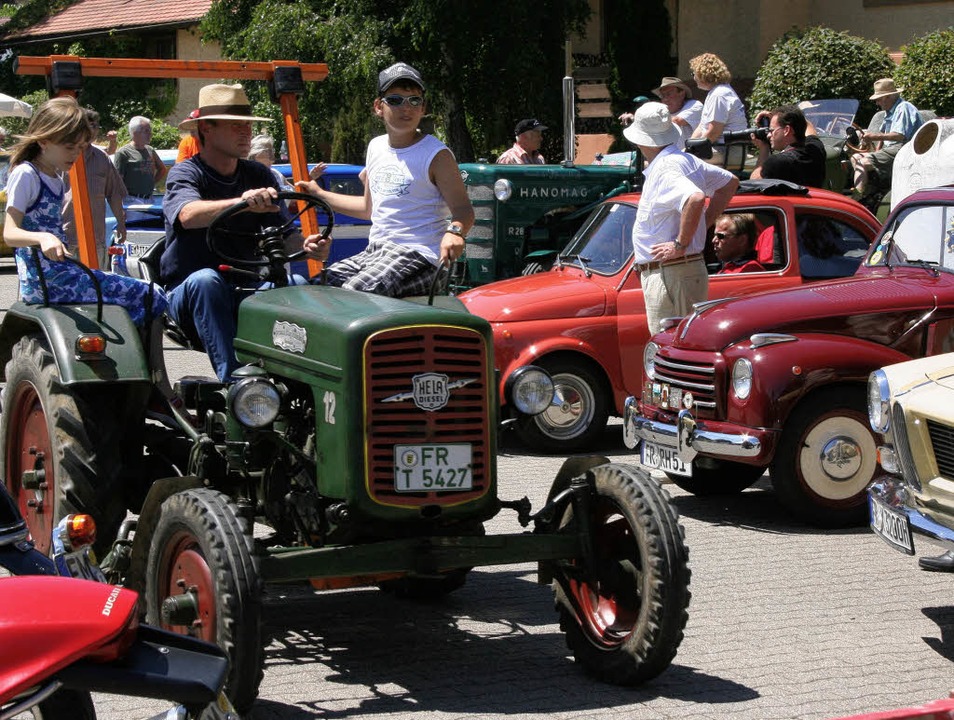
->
[319, 238, 439, 297]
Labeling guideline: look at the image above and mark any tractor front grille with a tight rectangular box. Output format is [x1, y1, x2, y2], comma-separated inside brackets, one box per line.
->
[364, 325, 492, 507]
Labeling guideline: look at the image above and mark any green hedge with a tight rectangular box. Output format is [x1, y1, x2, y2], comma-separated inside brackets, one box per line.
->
[749, 26, 894, 127]
[895, 28, 954, 117]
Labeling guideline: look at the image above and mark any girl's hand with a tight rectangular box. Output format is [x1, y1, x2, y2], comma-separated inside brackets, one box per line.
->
[38, 233, 70, 262]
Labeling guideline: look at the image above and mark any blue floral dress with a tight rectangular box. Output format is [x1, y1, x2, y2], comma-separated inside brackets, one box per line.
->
[13, 162, 167, 327]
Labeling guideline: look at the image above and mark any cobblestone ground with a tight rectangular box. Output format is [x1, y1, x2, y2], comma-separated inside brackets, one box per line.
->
[2, 265, 951, 720]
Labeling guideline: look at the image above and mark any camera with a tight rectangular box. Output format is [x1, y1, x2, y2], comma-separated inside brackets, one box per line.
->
[723, 126, 770, 144]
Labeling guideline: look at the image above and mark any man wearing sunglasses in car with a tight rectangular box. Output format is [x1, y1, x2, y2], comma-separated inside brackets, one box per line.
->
[298, 62, 473, 297]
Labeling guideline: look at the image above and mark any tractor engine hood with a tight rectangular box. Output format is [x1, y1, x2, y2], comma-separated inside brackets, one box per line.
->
[460, 270, 607, 323]
[672, 273, 939, 351]
[234, 285, 491, 374]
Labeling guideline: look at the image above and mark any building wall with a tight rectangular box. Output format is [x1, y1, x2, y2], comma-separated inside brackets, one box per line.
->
[172, 26, 222, 124]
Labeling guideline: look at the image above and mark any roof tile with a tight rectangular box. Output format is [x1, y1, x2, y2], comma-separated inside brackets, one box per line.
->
[9, 0, 214, 39]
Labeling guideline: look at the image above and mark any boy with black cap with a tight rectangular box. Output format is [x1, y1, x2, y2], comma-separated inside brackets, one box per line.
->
[496, 118, 547, 164]
[298, 61, 473, 297]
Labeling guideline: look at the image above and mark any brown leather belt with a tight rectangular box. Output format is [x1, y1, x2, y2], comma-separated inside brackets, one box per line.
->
[635, 253, 703, 273]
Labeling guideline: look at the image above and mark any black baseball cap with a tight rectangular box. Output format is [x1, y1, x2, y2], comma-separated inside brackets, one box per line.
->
[378, 62, 425, 94]
[515, 118, 547, 135]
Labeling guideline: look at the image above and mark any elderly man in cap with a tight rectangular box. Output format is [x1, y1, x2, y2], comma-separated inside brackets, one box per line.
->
[160, 83, 329, 381]
[850, 78, 922, 198]
[625, 102, 738, 333]
[496, 119, 547, 164]
[297, 61, 473, 297]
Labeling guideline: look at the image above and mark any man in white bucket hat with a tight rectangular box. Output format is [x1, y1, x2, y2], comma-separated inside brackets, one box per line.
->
[161, 83, 329, 381]
[624, 101, 738, 333]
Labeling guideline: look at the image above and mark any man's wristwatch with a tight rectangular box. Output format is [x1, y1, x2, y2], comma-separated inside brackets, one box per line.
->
[672, 240, 685, 251]
[446, 221, 465, 237]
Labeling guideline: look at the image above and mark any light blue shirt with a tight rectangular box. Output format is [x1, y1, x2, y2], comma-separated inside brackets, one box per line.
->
[881, 97, 923, 147]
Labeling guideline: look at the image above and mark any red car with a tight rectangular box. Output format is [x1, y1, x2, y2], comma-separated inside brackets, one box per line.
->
[627, 185, 954, 527]
[461, 181, 881, 452]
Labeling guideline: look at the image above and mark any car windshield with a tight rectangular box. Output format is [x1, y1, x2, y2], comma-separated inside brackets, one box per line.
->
[798, 99, 859, 138]
[559, 201, 636, 274]
[866, 203, 954, 269]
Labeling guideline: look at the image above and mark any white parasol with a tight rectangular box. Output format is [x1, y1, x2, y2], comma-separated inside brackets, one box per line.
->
[0, 93, 33, 119]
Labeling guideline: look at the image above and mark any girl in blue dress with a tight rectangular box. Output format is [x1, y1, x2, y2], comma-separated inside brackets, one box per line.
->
[2, 96, 167, 326]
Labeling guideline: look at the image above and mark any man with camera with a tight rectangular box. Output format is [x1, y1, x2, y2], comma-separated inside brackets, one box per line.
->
[750, 105, 825, 188]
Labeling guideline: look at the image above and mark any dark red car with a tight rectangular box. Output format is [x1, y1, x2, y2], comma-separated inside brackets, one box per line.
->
[627, 185, 954, 527]
[461, 181, 880, 453]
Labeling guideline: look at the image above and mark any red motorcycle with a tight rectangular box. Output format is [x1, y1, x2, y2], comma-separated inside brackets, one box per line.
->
[0, 484, 237, 720]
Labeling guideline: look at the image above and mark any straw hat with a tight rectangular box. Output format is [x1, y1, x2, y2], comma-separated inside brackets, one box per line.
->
[179, 84, 271, 130]
[623, 101, 682, 148]
[870, 78, 902, 100]
[652, 77, 692, 98]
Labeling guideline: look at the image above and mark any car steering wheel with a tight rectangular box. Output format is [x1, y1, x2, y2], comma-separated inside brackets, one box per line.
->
[206, 190, 334, 268]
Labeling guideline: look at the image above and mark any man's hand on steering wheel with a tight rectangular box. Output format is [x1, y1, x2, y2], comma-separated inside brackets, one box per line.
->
[241, 187, 281, 213]
[302, 233, 331, 262]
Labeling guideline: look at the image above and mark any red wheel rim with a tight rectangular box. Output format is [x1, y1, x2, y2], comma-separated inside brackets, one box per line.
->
[566, 499, 642, 648]
[158, 530, 217, 642]
[4, 384, 54, 555]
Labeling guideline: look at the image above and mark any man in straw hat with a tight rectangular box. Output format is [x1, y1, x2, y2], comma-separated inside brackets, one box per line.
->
[160, 83, 330, 381]
[850, 78, 922, 198]
[623, 101, 738, 333]
[296, 61, 473, 297]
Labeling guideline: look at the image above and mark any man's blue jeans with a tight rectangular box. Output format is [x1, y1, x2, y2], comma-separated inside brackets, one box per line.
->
[167, 268, 306, 381]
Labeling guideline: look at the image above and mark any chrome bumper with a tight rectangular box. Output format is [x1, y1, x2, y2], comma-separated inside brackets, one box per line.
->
[868, 477, 954, 550]
[623, 396, 762, 462]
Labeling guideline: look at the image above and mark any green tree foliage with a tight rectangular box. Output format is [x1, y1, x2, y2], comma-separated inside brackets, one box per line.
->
[749, 26, 894, 127]
[201, 0, 590, 163]
[894, 28, 954, 117]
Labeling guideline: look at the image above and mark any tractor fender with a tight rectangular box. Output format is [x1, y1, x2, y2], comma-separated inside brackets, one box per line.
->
[0, 302, 150, 384]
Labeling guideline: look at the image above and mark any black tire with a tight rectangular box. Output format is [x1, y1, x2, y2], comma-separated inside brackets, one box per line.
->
[515, 358, 610, 453]
[665, 460, 765, 496]
[1, 335, 127, 556]
[25, 689, 97, 719]
[145, 488, 263, 713]
[770, 389, 877, 527]
[553, 463, 690, 685]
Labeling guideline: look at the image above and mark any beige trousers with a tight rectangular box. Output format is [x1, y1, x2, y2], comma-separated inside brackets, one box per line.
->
[641, 256, 708, 334]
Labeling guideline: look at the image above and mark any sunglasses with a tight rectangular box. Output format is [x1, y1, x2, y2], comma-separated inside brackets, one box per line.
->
[714, 231, 736, 239]
[382, 94, 425, 107]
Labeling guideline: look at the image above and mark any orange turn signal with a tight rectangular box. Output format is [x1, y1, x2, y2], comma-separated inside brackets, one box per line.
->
[66, 513, 97, 548]
[75, 334, 107, 355]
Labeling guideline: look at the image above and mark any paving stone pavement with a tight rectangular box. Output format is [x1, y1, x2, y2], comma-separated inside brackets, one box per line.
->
[2, 265, 951, 720]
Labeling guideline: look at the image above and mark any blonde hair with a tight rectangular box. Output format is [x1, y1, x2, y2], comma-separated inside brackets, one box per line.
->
[9, 96, 93, 167]
[689, 53, 732, 86]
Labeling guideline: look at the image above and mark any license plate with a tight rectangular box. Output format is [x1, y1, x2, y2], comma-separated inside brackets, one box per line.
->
[394, 443, 473, 492]
[640, 440, 691, 477]
[869, 494, 915, 555]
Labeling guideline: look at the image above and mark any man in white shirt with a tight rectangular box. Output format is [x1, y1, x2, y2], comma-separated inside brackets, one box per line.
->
[624, 102, 739, 333]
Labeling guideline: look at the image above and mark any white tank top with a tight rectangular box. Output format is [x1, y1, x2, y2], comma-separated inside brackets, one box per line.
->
[366, 133, 450, 263]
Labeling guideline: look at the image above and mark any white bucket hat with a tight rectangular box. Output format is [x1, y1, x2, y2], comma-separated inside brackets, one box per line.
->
[623, 101, 681, 148]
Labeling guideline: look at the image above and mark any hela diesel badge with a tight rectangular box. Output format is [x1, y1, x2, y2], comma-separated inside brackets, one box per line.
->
[272, 321, 307, 354]
[381, 373, 478, 412]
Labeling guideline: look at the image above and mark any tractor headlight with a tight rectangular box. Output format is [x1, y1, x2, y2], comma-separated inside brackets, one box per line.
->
[494, 179, 513, 201]
[644, 342, 659, 381]
[506, 365, 554, 416]
[228, 377, 281, 428]
[732, 358, 753, 400]
[868, 369, 891, 433]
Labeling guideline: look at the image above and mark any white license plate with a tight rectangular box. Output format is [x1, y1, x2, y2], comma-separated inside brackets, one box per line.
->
[394, 443, 473, 492]
[869, 494, 915, 555]
[640, 440, 691, 477]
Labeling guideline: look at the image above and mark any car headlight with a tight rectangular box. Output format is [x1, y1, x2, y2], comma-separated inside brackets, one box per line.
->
[644, 342, 659, 381]
[732, 358, 753, 400]
[506, 365, 554, 415]
[868, 369, 891, 433]
[228, 377, 281, 428]
[494, 179, 513, 201]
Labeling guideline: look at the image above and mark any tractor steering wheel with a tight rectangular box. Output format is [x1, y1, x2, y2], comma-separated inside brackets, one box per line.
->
[845, 122, 876, 154]
[206, 190, 334, 268]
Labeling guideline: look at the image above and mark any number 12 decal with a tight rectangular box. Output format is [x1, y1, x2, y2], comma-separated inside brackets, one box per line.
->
[323, 390, 336, 424]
